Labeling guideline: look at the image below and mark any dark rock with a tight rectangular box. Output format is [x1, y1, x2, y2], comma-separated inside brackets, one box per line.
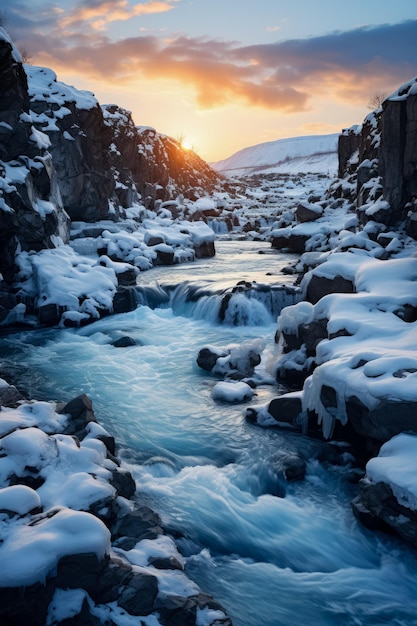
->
[338, 127, 361, 178]
[295, 202, 323, 223]
[112, 287, 137, 314]
[352, 479, 417, 546]
[0, 382, 25, 407]
[116, 267, 138, 286]
[59, 393, 97, 440]
[271, 232, 309, 253]
[112, 335, 137, 347]
[110, 468, 136, 499]
[346, 394, 417, 442]
[54, 552, 108, 593]
[118, 570, 158, 616]
[280, 453, 307, 481]
[305, 274, 354, 304]
[0, 580, 55, 626]
[148, 556, 184, 571]
[37, 302, 65, 326]
[197, 347, 228, 372]
[113, 507, 164, 542]
[267, 394, 302, 427]
[194, 240, 215, 258]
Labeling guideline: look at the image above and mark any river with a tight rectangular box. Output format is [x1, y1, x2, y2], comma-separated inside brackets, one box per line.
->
[1, 240, 417, 626]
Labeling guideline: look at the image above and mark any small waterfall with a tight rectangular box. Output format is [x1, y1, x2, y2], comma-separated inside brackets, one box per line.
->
[133, 283, 171, 309]
[166, 280, 302, 326]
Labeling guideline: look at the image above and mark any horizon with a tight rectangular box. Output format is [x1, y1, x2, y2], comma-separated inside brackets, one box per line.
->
[3, 0, 417, 161]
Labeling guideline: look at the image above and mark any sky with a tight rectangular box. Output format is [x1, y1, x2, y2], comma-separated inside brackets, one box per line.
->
[2, 0, 417, 161]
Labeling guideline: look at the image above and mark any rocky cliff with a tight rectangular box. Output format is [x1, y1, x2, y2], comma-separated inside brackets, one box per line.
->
[334, 78, 417, 236]
[0, 29, 223, 325]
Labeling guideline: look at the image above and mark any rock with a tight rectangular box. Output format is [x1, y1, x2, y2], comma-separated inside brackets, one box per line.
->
[113, 507, 164, 542]
[194, 239, 215, 258]
[110, 468, 136, 499]
[305, 274, 354, 304]
[0, 580, 55, 626]
[338, 126, 361, 178]
[112, 335, 137, 347]
[271, 232, 309, 253]
[59, 393, 97, 440]
[295, 202, 323, 223]
[118, 570, 158, 616]
[267, 393, 303, 428]
[112, 287, 137, 314]
[54, 552, 108, 594]
[0, 381, 25, 407]
[346, 395, 417, 442]
[196, 347, 228, 372]
[352, 479, 417, 546]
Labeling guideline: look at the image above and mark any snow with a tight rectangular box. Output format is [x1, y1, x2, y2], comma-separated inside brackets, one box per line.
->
[27, 66, 97, 112]
[282, 255, 417, 438]
[213, 134, 339, 176]
[212, 380, 255, 402]
[0, 506, 110, 587]
[0, 398, 114, 588]
[0, 485, 41, 516]
[366, 434, 417, 511]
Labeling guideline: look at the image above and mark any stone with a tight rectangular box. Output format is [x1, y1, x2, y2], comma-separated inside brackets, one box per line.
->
[112, 287, 137, 314]
[196, 347, 228, 372]
[59, 394, 97, 440]
[352, 479, 417, 547]
[267, 394, 302, 427]
[0, 382, 25, 407]
[113, 507, 164, 542]
[110, 468, 136, 500]
[305, 274, 354, 304]
[112, 335, 137, 347]
[118, 571, 158, 616]
[271, 232, 309, 253]
[194, 240, 215, 258]
[346, 395, 417, 443]
[295, 202, 323, 223]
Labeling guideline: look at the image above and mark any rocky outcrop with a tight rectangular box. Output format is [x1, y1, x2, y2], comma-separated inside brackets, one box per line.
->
[0, 30, 70, 288]
[0, 383, 232, 626]
[102, 104, 223, 209]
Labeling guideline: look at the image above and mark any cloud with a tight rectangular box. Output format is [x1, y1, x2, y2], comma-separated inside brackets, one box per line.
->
[7, 6, 417, 113]
[58, 0, 178, 31]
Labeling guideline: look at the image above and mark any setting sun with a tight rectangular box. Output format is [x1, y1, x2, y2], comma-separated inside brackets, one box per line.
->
[180, 137, 194, 151]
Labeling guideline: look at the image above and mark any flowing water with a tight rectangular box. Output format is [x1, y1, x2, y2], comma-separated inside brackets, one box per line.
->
[2, 240, 417, 626]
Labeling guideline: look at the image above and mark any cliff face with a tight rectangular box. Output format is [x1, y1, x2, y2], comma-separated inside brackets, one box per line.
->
[335, 78, 417, 236]
[0, 30, 70, 285]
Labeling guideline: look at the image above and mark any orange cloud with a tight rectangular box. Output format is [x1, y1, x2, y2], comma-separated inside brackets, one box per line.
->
[21, 19, 417, 114]
[59, 0, 178, 31]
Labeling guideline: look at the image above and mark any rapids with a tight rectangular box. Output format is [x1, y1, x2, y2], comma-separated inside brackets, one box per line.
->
[1, 241, 417, 626]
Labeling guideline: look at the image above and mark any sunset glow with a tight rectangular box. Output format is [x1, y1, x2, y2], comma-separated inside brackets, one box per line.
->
[3, 0, 417, 161]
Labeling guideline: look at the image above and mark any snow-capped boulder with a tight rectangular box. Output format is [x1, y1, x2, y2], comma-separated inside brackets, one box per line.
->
[352, 433, 417, 547]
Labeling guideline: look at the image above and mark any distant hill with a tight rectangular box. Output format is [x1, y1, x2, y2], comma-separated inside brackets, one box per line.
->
[212, 134, 339, 177]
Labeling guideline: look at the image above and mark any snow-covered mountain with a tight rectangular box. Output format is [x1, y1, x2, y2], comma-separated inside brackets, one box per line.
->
[212, 134, 339, 177]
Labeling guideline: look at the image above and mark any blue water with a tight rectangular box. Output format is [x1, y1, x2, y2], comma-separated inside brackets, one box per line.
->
[2, 241, 417, 626]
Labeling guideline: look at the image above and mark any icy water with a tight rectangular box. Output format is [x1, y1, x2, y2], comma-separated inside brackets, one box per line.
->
[2, 240, 417, 626]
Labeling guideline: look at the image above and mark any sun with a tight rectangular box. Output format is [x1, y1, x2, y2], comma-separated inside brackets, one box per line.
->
[180, 137, 194, 151]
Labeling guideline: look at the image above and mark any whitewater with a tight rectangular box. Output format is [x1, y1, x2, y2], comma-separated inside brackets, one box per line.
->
[2, 241, 417, 626]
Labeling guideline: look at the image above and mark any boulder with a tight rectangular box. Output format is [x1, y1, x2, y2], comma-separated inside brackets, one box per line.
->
[295, 202, 323, 223]
[267, 393, 303, 428]
[305, 274, 354, 304]
[352, 480, 417, 546]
